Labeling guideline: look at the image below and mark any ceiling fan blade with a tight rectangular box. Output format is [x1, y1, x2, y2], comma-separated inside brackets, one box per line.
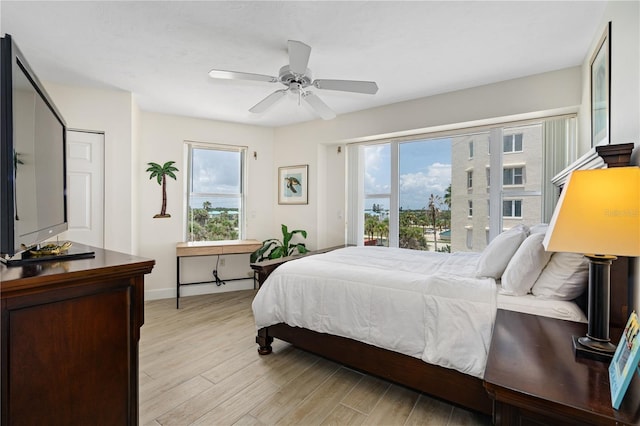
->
[313, 79, 379, 95]
[249, 89, 288, 114]
[303, 92, 336, 120]
[208, 69, 277, 83]
[288, 40, 311, 75]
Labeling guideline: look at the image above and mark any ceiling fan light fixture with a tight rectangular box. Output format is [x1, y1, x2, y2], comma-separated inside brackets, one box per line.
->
[208, 39, 378, 120]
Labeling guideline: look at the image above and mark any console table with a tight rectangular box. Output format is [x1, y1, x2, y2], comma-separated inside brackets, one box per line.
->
[484, 309, 640, 425]
[176, 239, 262, 308]
[0, 244, 154, 425]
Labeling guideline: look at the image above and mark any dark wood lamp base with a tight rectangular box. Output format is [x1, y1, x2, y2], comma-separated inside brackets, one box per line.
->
[575, 254, 617, 362]
[572, 335, 616, 362]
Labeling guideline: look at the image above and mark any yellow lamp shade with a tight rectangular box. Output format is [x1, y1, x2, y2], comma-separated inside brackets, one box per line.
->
[543, 167, 640, 257]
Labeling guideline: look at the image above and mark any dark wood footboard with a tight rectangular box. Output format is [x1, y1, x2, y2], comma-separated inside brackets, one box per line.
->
[257, 323, 492, 415]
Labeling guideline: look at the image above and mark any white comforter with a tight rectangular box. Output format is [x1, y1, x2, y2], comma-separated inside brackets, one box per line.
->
[252, 246, 497, 378]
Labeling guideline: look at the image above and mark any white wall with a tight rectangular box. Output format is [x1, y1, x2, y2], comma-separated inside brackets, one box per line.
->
[577, 1, 639, 314]
[137, 111, 275, 300]
[131, 98, 142, 254]
[43, 83, 135, 254]
[274, 67, 583, 250]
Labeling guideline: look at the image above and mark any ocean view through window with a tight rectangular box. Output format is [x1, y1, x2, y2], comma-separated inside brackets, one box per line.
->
[185, 142, 246, 241]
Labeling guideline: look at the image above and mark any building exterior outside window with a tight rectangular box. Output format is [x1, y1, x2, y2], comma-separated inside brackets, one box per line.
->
[451, 124, 542, 252]
[350, 118, 574, 253]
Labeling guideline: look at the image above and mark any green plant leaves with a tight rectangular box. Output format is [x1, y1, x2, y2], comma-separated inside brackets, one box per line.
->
[250, 224, 309, 262]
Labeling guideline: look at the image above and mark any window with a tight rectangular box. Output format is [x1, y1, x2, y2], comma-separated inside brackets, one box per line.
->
[186, 143, 245, 241]
[503, 199, 522, 218]
[503, 167, 524, 185]
[503, 133, 523, 152]
[348, 117, 576, 253]
[363, 143, 391, 247]
[469, 141, 474, 158]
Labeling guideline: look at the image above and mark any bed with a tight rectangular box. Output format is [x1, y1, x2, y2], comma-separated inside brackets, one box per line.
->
[251, 143, 633, 415]
[252, 236, 587, 414]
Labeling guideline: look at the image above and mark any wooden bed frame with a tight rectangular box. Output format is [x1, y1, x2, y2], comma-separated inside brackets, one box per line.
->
[255, 143, 634, 416]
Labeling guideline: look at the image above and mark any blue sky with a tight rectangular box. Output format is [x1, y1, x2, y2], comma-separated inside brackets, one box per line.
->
[365, 138, 451, 210]
[190, 148, 241, 209]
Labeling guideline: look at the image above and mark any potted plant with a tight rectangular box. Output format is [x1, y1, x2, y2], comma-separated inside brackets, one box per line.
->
[250, 224, 309, 262]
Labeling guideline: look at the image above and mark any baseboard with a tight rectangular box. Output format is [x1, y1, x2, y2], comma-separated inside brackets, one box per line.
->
[144, 278, 255, 301]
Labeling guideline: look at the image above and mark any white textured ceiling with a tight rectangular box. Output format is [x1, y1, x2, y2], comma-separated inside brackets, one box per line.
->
[1, 1, 607, 128]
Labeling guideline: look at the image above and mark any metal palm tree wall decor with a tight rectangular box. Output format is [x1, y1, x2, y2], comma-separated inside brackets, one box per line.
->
[146, 161, 178, 218]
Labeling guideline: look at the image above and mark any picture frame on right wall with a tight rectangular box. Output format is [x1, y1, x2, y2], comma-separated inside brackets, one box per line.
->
[590, 21, 611, 147]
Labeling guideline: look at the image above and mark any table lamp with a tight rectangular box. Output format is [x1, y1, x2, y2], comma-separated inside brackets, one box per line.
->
[543, 166, 640, 361]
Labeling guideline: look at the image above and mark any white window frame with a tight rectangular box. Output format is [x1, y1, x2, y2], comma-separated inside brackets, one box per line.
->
[185, 141, 246, 241]
[503, 166, 524, 186]
[503, 133, 523, 153]
[503, 199, 523, 218]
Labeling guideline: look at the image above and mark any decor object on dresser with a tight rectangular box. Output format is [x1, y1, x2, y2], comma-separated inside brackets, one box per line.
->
[250, 224, 308, 263]
[543, 166, 640, 361]
[278, 165, 308, 205]
[146, 161, 179, 218]
[590, 21, 611, 147]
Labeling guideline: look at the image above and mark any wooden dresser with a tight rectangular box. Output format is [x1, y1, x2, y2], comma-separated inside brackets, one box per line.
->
[1, 244, 154, 426]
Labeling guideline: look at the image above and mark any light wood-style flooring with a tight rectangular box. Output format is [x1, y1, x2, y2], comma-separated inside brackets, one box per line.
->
[140, 290, 491, 425]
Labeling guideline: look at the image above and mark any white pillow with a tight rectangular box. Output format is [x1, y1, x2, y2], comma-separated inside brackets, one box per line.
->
[500, 233, 552, 296]
[531, 252, 589, 300]
[529, 223, 548, 235]
[475, 224, 528, 279]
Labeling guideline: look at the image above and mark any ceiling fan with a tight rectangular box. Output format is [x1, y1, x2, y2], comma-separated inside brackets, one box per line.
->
[208, 40, 378, 120]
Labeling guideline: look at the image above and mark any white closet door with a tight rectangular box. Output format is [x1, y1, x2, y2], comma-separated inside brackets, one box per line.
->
[60, 130, 105, 248]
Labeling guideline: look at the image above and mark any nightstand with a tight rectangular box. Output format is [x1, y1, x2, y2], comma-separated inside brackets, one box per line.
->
[484, 309, 640, 425]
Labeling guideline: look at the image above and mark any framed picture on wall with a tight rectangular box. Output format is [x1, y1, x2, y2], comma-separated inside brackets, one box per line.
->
[590, 21, 611, 147]
[278, 164, 308, 205]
